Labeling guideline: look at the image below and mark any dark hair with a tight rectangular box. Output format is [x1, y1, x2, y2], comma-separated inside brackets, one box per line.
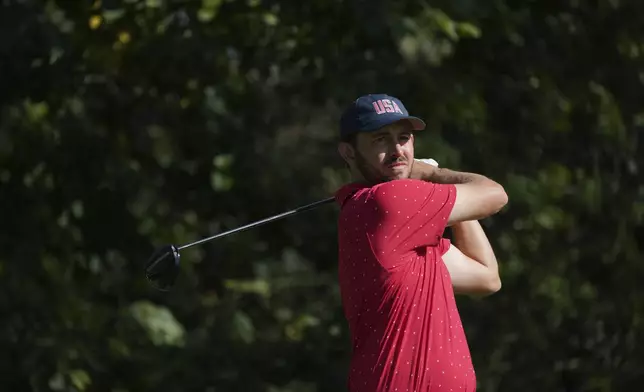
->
[338, 132, 358, 169]
[340, 132, 358, 147]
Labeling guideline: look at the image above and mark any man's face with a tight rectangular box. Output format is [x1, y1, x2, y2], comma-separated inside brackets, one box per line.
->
[340, 121, 416, 184]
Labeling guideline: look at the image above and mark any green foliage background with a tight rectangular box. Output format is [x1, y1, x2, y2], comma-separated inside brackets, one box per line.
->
[1, 0, 643, 391]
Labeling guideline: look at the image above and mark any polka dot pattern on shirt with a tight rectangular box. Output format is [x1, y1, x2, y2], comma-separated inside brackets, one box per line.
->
[334, 179, 476, 392]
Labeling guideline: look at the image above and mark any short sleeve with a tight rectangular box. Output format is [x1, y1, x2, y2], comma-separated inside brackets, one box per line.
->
[439, 238, 452, 255]
[366, 179, 456, 258]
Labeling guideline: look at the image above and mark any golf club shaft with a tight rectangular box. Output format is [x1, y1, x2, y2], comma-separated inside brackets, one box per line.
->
[178, 197, 336, 251]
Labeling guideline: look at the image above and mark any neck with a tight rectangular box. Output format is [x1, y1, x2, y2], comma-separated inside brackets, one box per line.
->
[350, 172, 390, 187]
[350, 169, 374, 185]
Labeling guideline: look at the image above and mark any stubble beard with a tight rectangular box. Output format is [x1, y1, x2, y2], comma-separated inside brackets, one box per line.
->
[355, 151, 409, 184]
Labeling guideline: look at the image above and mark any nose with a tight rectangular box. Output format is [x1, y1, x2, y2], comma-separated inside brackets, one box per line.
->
[387, 142, 404, 162]
[390, 142, 404, 157]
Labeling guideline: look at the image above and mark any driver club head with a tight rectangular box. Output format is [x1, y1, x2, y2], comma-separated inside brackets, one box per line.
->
[145, 245, 180, 291]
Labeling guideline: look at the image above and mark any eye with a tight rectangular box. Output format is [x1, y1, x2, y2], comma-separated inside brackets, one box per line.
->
[399, 134, 411, 143]
[373, 136, 386, 144]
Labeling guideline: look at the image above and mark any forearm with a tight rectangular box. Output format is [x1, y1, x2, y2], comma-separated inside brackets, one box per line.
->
[451, 221, 499, 274]
[410, 159, 493, 185]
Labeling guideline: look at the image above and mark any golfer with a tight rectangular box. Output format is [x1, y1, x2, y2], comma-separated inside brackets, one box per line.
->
[334, 94, 508, 391]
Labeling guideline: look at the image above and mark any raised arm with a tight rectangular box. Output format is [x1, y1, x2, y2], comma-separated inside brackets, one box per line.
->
[441, 221, 501, 296]
[410, 160, 508, 225]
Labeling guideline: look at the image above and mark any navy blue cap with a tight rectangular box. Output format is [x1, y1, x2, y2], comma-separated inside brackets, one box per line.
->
[340, 94, 426, 139]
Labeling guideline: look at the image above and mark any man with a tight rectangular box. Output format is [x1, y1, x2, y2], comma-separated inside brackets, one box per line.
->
[334, 94, 508, 391]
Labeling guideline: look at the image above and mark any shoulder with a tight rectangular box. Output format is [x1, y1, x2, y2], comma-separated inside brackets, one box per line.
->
[336, 179, 455, 209]
[334, 182, 369, 207]
[370, 179, 453, 203]
[372, 179, 428, 194]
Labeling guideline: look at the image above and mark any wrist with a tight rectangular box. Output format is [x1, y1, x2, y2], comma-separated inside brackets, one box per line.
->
[450, 220, 475, 231]
[410, 159, 439, 180]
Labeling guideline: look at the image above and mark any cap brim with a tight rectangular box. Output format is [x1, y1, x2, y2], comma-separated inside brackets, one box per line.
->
[363, 116, 426, 132]
[403, 116, 426, 131]
[341, 115, 427, 139]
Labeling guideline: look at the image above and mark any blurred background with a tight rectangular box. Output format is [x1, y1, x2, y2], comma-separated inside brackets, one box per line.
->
[1, 0, 643, 391]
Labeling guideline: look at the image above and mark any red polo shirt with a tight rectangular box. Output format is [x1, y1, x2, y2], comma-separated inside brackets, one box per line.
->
[335, 179, 476, 392]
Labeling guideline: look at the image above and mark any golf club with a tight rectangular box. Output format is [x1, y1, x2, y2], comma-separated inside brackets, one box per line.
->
[145, 196, 336, 291]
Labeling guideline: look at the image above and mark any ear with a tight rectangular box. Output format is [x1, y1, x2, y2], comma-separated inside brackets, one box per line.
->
[338, 142, 356, 165]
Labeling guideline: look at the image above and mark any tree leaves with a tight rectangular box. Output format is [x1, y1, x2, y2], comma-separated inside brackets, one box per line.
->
[128, 301, 186, 347]
[1, 0, 643, 391]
